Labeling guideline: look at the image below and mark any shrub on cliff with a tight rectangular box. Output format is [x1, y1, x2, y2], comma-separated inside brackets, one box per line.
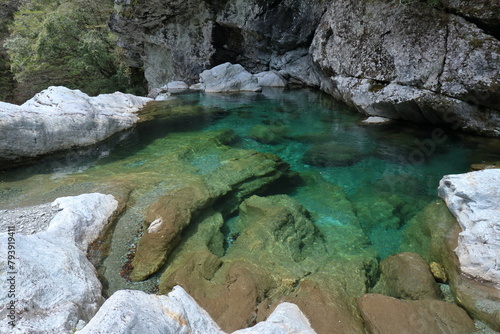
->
[4, 0, 146, 102]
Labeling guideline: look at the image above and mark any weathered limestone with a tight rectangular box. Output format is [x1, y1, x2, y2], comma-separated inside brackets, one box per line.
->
[0, 193, 119, 333]
[358, 294, 476, 334]
[232, 302, 317, 334]
[76, 287, 224, 334]
[76, 287, 317, 334]
[437, 169, 500, 331]
[438, 169, 500, 284]
[199, 63, 261, 93]
[0, 86, 151, 167]
[255, 71, 287, 87]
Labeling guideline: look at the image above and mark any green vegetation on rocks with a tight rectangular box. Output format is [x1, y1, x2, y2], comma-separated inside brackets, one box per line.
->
[3, 0, 146, 102]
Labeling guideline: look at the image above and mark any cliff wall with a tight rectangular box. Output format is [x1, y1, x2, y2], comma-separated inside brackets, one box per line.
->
[110, 0, 500, 136]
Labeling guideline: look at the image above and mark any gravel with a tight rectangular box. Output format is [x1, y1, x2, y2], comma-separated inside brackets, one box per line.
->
[0, 202, 60, 235]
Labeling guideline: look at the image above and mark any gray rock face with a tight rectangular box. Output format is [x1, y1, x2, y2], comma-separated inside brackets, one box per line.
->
[0, 86, 151, 167]
[200, 62, 261, 93]
[111, 0, 500, 136]
[310, 0, 500, 136]
[438, 169, 500, 284]
[255, 71, 287, 87]
[109, 0, 326, 88]
[0, 193, 118, 333]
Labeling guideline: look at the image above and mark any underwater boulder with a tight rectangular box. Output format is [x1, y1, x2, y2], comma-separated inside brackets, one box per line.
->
[358, 294, 476, 334]
[302, 141, 365, 167]
[372, 252, 442, 301]
[129, 149, 290, 281]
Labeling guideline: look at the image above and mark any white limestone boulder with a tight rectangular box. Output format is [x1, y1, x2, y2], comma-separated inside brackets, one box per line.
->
[255, 71, 287, 87]
[165, 80, 189, 91]
[438, 169, 500, 283]
[232, 302, 317, 334]
[200, 63, 261, 93]
[361, 116, 392, 124]
[76, 287, 224, 334]
[77, 286, 317, 334]
[0, 193, 118, 333]
[0, 86, 151, 163]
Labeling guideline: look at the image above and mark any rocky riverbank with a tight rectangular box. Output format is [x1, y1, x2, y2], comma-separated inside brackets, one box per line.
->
[0, 170, 498, 333]
[0, 86, 152, 169]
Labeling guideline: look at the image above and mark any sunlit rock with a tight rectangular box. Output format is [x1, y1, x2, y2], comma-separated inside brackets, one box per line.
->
[0, 86, 151, 167]
[438, 169, 500, 284]
[76, 287, 224, 334]
[0, 193, 119, 333]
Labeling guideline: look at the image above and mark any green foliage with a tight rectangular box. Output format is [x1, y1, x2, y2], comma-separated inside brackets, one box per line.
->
[4, 0, 146, 101]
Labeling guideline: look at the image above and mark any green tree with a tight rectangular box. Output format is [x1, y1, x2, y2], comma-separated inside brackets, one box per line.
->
[5, 0, 146, 101]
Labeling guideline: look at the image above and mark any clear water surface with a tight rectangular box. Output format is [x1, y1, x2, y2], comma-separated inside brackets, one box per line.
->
[1, 88, 499, 294]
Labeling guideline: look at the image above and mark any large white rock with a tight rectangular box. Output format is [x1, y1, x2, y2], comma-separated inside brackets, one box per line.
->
[0, 193, 118, 333]
[77, 287, 317, 334]
[76, 287, 224, 334]
[200, 63, 261, 93]
[255, 71, 287, 87]
[0, 86, 151, 162]
[232, 303, 317, 334]
[438, 169, 500, 283]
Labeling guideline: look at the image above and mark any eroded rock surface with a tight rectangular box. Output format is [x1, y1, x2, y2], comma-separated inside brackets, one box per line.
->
[0, 86, 151, 167]
[311, 0, 500, 136]
[129, 145, 290, 281]
[0, 193, 119, 333]
[76, 287, 317, 334]
[438, 169, 500, 284]
[200, 62, 261, 93]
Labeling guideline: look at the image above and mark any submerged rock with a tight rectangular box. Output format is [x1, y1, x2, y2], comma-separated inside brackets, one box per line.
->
[358, 294, 476, 334]
[303, 141, 366, 167]
[159, 194, 377, 333]
[200, 63, 261, 93]
[248, 124, 286, 144]
[0, 86, 151, 168]
[129, 149, 290, 281]
[372, 252, 442, 301]
[0, 193, 119, 333]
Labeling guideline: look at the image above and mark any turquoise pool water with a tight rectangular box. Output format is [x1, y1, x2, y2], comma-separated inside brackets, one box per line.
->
[1, 87, 499, 294]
